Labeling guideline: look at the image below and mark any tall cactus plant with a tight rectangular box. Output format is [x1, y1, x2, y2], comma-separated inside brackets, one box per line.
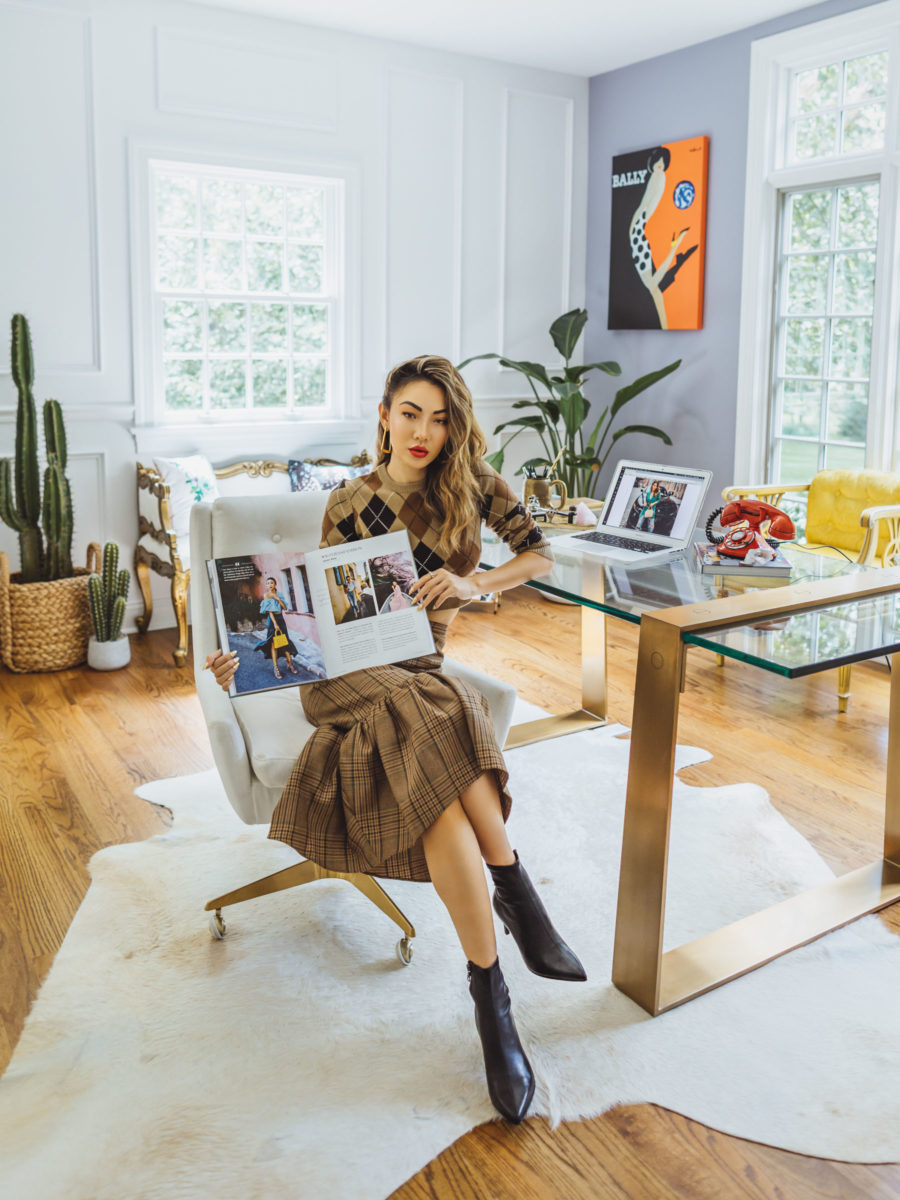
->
[88, 542, 130, 642]
[0, 314, 75, 582]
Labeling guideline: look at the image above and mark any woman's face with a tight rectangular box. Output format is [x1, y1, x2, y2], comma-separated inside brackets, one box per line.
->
[379, 379, 450, 472]
[266, 578, 276, 591]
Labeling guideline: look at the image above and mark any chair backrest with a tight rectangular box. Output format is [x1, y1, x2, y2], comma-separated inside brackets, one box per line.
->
[806, 468, 900, 557]
[190, 493, 329, 822]
[191, 492, 330, 666]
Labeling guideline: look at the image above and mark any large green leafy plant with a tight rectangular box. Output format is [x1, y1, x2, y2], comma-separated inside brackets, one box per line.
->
[459, 309, 680, 499]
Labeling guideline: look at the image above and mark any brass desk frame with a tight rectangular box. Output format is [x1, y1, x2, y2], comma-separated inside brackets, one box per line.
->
[611, 566, 900, 1016]
[504, 557, 610, 750]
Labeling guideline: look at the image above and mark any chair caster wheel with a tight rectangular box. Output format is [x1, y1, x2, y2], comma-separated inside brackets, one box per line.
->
[209, 911, 227, 940]
[396, 937, 414, 966]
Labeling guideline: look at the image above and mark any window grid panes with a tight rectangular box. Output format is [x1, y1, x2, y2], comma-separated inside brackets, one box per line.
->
[788, 52, 888, 162]
[152, 163, 334, 419]
[770, 181, 879, 486]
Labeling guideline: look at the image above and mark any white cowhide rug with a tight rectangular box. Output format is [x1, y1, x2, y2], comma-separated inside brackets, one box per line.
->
[2, 702, 900, 1200]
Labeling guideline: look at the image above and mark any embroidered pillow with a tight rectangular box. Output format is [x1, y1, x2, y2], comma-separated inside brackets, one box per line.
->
[288, 459, 370, 493]
[153, 455, 219, 539]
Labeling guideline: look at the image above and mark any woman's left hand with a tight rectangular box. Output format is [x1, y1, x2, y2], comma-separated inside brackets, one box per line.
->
[409, 568, 478, 609]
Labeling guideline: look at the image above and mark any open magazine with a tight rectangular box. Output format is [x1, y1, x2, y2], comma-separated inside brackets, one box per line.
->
[206, 529, 435, 697]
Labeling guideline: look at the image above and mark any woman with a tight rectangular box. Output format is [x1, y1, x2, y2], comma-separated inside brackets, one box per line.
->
[638, 480, 662, 532]
[207, 356, 585, 1123]
[255, 577, 300, 679]
[388, 579, 411, 611]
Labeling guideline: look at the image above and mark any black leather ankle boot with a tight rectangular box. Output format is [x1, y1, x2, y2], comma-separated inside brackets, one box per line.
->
[488, 851, 587, 982]
[467, 957, 535, 1124]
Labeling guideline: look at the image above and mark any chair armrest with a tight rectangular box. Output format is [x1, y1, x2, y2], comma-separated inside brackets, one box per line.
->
[858, 504, 900, 566]
[443, 656, 517, 748]
[722, 483, 811, 503]
[195, 667, 253, 802]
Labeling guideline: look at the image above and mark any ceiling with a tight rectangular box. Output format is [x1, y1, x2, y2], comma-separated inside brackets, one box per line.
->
[187, 0, 830, 75]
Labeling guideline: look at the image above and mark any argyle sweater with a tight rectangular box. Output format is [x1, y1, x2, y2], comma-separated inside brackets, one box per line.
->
[319, 459, 553, 612]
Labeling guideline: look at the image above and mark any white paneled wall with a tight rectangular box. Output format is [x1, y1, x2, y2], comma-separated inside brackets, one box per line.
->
[0, 0, 587, 635]
[0, 3, 99, 372]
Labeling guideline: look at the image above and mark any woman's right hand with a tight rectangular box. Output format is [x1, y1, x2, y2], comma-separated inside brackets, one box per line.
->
[205, 649, 239, 692]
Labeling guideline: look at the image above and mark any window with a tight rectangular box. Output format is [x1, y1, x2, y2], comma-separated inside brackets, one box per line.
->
[789, 51, 888, 162]
[149, 160, 342, 421]
[735, 5, 900, 487]
[772, 180, 879, 480]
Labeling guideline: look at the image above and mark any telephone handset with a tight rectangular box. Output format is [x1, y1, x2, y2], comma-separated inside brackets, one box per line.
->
[705, 499, 796, 560]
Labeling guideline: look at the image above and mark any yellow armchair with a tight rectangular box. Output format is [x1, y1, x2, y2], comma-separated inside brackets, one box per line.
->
[722, 468, 900, 711]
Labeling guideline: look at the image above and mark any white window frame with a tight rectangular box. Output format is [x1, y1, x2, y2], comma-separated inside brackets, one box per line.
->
[735, 0, 900, 484]
[128, 138, 365, 455]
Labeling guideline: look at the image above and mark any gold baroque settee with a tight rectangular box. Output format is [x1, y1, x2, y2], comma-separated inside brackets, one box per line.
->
[135, 453, 372, 666]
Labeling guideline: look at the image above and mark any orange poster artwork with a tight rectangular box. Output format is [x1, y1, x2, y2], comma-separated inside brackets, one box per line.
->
[607, 135, 709, 331]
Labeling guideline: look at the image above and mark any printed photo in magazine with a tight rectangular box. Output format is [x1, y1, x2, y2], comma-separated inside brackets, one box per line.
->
[206, 530, 434, 697]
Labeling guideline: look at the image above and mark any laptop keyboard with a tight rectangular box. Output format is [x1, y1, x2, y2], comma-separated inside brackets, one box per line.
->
[573, 531, 671, 553]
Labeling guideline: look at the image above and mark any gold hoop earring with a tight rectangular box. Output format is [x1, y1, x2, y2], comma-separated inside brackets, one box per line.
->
[380, 425, 391, 454]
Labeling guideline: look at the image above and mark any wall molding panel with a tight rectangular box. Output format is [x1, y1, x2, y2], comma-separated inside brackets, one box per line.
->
[498, 88, 575, 369]
[154, 26, 339, 131]
[384, 67, 464, 371]
[0, 2, 100, 375]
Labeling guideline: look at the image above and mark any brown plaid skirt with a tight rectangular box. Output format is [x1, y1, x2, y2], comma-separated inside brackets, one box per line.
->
[267, 624, 512, 882]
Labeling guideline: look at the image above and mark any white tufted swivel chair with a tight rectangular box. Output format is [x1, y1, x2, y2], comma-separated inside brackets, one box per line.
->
[190, 492, 518, 963]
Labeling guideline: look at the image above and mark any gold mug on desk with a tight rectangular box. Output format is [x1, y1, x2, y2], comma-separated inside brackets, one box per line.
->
[523, 476, 568, 511]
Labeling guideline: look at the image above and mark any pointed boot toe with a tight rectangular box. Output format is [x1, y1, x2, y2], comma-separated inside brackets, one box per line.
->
[489, 852, 587, 982]
[468, 958, 535, 1123]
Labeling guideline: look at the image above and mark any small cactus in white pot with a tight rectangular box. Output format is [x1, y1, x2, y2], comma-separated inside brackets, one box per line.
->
[87, 541, 131, 670]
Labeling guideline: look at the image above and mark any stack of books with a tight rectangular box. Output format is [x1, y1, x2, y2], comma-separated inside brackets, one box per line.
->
[693, 541, 792, 578]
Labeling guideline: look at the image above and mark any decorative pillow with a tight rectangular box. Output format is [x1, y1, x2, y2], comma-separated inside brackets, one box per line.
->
[153, 455, 220, 539]
[288, 458, 371, 493]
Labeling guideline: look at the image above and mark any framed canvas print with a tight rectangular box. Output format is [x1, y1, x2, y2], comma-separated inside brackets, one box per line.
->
[607, 135, 709, 331]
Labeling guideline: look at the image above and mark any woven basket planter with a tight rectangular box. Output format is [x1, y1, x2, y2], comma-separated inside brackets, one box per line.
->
[0, 544, 100, 673]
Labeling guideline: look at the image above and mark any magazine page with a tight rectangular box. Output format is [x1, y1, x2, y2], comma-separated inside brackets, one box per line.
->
[206, 551, 329, 698]
[306, 529, 435, 676]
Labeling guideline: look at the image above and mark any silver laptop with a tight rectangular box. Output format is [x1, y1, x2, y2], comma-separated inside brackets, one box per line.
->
[551, 459, 712, 563]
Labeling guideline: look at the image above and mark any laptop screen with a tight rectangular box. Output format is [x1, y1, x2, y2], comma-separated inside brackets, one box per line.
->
[599, 463, 711, 543]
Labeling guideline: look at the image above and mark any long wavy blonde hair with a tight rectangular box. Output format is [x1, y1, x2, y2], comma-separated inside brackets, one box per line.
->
[376, 355, 487, 559]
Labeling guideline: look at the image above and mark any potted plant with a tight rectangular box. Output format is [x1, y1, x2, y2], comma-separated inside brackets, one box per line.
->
[458, 308, 680, 500]
[87, 542, 131, 670]
[0, 314, 99, 672]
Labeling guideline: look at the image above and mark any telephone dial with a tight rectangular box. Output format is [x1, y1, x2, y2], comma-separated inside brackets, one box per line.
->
[705, 499, 796, 560]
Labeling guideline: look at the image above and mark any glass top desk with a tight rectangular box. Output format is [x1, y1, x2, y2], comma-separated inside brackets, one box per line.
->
[480, 529, 900, 1016]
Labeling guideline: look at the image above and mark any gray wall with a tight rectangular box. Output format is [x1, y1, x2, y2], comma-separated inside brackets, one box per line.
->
[585, 0, 879, 504]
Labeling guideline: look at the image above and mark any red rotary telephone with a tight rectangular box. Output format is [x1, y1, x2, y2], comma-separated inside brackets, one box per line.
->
[706, 499, 796, 560]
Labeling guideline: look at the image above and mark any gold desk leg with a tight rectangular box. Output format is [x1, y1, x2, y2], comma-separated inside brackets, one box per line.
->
[611, 618, 684, 1014]
[505, 558, 608, 750]
[885, 652, 900, 866]
[205, 860, 416, 939]
[613, 633, 900, 1017]
[837, 662, 852, 713]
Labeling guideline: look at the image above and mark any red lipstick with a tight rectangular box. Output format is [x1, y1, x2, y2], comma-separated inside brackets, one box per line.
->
[408, 447, 428, 458]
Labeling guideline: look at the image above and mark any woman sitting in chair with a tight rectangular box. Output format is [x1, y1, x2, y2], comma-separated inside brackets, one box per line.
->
[206, 355, 586, 1124]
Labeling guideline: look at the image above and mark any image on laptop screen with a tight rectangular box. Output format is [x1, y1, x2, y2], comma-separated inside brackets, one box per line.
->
[600, 463, 711, 542]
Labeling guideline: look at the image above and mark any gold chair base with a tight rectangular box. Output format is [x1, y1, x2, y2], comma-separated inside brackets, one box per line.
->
[205, 859, 416, 940]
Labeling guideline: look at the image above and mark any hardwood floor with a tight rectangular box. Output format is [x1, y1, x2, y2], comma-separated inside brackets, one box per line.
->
[1, 590, 897, 1198]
